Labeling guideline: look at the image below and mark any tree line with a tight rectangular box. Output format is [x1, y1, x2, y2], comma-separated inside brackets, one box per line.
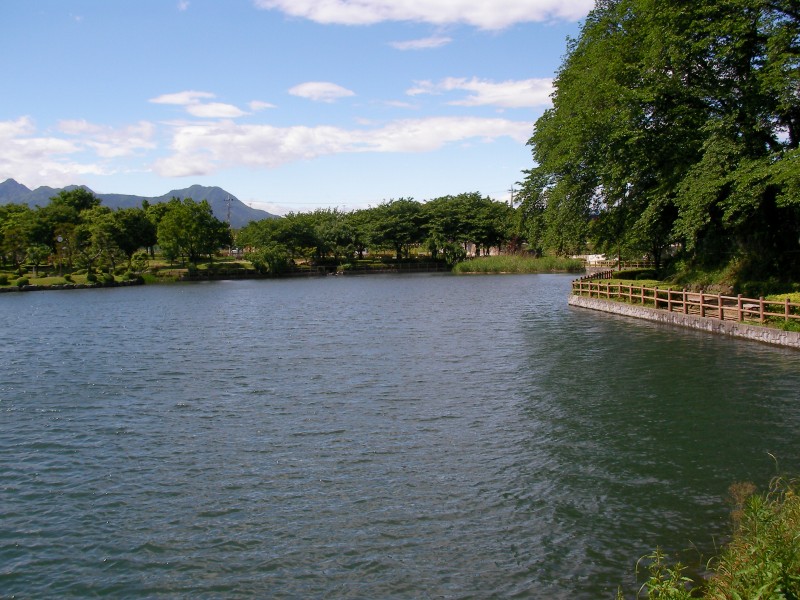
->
[236, 194, 515, 274]
[520, 0, 800, 281]
[0, 188, 231, 275]
[0, 189, 521, 276]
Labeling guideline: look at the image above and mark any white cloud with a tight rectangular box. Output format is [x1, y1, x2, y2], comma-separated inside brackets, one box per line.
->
[153, 116, 529, 176]
[384, 100, 418, 109]
[150, 91, 252, 119]
[390, 36, 452, 50]
[58, 119, 157, 157]
[0, 117, 108, 189]
[149, 90, 216, 106]
[253, 0, 593, 29]
[289, 82, 356, 103]
[407, 77, 553, 108]
[0, 116, 37, 138]
[178, 0, 190, 10]
[186, 103, 248, 118]
[0, 113, 531, 191]
[249, 100, 277, 111]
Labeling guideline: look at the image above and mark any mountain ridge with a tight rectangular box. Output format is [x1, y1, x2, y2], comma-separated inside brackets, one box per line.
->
[0, 179, 277, 228]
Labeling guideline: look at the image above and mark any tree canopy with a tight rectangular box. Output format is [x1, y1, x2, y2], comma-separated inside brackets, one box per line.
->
[522, 0, 800, 279]
[0, 189, 230, 274]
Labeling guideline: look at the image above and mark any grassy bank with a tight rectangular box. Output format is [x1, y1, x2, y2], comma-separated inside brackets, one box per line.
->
[453, 255, 585, 274]
[626, 475, 800, 599]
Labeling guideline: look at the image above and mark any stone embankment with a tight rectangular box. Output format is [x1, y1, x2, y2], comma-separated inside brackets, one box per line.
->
[569, 295, 800, 349]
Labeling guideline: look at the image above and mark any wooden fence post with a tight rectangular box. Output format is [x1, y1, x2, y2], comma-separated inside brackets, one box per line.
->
[718, 293, 723, 320]
[786, 297, 791, 322]
[654, 287, 659, 309]
[667, 289, 672, 312]
[699, 290, 705, 318]
[683, 289, 688, 314]
[759, 297, 765, 324]
[737, 294, 743, 322]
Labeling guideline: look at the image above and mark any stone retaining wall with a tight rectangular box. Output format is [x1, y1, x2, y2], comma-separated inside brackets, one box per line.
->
[568, 295, 800, 350]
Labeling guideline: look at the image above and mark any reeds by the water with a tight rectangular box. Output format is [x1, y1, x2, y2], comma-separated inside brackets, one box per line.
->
[452, 255, 585, 274]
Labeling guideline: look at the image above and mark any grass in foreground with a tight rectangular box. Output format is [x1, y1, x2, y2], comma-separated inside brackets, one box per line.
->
[453, 255, 584, 274]
[621, 475, 800, 599]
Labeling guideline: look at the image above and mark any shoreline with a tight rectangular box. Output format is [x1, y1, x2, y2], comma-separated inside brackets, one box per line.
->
[569, 294, 800, 349]
[0, 279, 145, 293]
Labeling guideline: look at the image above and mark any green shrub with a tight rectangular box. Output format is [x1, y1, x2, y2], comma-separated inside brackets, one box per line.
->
[86, 272, 97, 283]
[15, 277, 29, 287]
[736, 279, 789, 297]
[622, 476, 800, 599]
[614, 269, 658, 281]
[621, 548, 693, 599]
[706, 476, 800, 599]
[63, 273, 73, 282]
[0, 274, 8, 285]
[102, 272, 116, 284]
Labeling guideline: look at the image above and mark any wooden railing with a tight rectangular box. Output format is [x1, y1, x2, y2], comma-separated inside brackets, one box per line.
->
[572, 279, 800, 325]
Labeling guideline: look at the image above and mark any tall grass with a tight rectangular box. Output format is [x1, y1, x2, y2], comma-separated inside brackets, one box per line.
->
[706, 475, 800, 599]
[621, 475, 800, 599]
[452, 255, 584, 274]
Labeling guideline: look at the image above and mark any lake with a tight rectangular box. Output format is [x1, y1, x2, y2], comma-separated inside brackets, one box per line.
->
[1, 274, 799, 598]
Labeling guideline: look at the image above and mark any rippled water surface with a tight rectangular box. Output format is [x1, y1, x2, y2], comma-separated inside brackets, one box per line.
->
[1, 274, 799, 598]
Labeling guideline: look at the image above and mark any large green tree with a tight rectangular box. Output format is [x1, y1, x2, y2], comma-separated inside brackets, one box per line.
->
[156, 198, 232, 264]
[113, 207, 157, 266]
[368, 199, 424, 260]
[525, 0, 800, 277]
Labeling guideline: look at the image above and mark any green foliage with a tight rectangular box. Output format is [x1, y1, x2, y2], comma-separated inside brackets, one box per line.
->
[631, 548, 694, 600]
[25, 243, 51, 274]
[621, 476, 800, 599]
[452, 255, 584, 274]
[613, 269, 659, 281]
[130, 251, 149, 274]
[524, 0, 800, 278]
[368, 198, 424, 260]
[246, 243, 290, 275]
[157, 198, 231, 264]
[113, 207, 156, 261]
[15, 277, 29, 287]
[0, 274, 8, 285]
[707, 476, 800, 599]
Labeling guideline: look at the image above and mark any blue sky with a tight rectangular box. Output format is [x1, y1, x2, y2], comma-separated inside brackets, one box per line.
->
[1, 0, 592, 214]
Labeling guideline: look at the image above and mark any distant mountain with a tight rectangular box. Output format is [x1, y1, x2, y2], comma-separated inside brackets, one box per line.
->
[0, 179, 278, 228]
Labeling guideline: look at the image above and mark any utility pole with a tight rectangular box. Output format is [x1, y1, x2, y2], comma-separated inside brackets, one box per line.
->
[225, 196, 233, 256]
[507, 186, 517, 208]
